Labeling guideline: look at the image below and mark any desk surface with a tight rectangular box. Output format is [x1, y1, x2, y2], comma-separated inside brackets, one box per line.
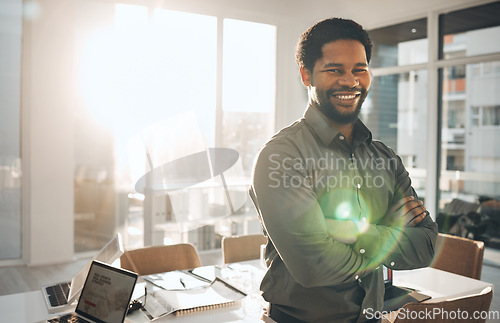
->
[0, 262, 493, 323]
[393, 267, 493, 302]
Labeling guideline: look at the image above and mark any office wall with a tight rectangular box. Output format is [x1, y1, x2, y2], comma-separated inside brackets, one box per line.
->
[22, 0, 485, 265]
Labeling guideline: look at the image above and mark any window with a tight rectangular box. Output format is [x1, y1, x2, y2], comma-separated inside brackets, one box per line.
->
[0, 0, 22, 260]
[439, 3, 500, 209]
[470, 105, 500, 127]
[439, 2, 500, 59]
[482, 106, 500, 126]
[446, 101, 466, 129]
[369, 18, 427, 68]
[73, 3, 276, 252]
[367, 20, 429, 197]
[369, 2, 500, 216]
[222, 19, 276, 176]
[361, 70, 428, 197]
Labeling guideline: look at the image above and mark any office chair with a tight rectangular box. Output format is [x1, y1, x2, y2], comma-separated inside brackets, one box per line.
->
[431, 233, 485, 280]
[222, 234, 267, 264]
[120, 243, 202, 275]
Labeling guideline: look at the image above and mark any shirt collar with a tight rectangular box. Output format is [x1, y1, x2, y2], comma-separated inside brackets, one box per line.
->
[303, 105, 373, 146]
[353, 118, 372, 146]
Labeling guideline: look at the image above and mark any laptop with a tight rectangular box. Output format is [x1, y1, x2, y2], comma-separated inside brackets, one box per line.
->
[43, 260, 138, 323]
[42, 234, 124, 313]
[383, 266, 431, 311]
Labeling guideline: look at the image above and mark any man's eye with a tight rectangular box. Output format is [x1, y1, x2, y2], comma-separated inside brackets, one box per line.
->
[354, 69, 368, 73]
[326, 69, 341, 73]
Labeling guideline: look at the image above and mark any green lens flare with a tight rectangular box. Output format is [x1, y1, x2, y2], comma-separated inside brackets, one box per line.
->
[334, 201, 354, 220]
[327, 187, 408, 268]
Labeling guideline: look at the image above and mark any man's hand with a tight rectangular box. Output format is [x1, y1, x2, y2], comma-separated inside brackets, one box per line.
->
[325, 219, 364, 244]
[386, 196, 428, 227]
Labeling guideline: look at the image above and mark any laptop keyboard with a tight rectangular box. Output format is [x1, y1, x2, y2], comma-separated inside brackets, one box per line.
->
[45, 282, 71, 307]
[47, 314, 92, 323]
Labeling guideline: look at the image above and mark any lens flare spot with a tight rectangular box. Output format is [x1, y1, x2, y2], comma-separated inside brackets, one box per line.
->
[355, 220, 370, 234]
[334, 202, 353, 220]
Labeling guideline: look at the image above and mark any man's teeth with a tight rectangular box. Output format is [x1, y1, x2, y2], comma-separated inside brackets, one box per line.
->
[335, 94, 358, 100]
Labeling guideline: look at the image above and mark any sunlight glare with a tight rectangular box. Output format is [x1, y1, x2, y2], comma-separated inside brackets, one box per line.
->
[223, 19, 276, 113]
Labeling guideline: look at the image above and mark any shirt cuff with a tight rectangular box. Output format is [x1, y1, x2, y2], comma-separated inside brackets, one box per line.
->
[353, 224, 381, 258]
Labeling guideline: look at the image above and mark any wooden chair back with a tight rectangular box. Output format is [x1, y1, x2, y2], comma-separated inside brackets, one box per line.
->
[431, 233, 484, 279]
[120, 243, 201, 275]
[222, 234, 267, 264]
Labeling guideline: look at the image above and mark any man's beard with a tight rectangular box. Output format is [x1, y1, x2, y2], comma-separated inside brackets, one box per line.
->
[315, 87, 368, 125]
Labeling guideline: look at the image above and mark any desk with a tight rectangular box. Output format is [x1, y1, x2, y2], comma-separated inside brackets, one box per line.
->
[0, 263, 493, 323]
[393, 267, 493, 302]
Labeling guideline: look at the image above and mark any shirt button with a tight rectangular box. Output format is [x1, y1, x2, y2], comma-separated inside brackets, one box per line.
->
[339, 135, 345, 140]
[391, 261, 395, 266]
[360, 248, 366, 254]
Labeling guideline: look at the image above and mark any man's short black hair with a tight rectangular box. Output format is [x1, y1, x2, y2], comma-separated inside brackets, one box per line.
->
[296, 18, 373, 72]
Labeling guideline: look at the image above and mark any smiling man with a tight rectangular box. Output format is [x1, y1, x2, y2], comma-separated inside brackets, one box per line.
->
[250, 18, 437, 322]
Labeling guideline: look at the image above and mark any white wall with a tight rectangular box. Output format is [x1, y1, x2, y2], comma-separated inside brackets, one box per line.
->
[21, 0, 487, 265]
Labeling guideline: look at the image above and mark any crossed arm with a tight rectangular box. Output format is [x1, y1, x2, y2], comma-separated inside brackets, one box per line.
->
[325, 195, 437, 271]
[326, 196, 428, 245]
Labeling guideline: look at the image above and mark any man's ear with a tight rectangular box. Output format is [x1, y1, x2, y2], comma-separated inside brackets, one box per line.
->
[300, 66, 312, 86]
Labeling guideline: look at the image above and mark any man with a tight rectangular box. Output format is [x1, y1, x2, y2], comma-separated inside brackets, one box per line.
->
[250, 18, 437, 322]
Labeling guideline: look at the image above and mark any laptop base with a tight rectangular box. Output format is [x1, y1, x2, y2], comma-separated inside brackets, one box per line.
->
[41, 281, 77, 314]
[383, 286, 431, 312]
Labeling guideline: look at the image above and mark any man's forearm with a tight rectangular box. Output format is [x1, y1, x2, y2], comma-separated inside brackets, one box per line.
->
[325, 218, 370, 244]
[352, 214, 437, 269]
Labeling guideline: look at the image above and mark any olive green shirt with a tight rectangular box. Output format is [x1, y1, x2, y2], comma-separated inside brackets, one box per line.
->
[250, 106, 437, 322]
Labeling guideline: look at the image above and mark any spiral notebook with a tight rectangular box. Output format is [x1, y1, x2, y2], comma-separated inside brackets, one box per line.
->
[140, 277, 246, 320]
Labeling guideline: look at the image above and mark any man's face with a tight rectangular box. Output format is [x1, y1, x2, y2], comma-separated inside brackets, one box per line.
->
[300, 39, 371, 125]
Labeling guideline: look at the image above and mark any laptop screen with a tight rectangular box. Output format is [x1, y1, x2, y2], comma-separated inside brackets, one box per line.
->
[76, 261, 137, 323]
[68, 234, 124, 302]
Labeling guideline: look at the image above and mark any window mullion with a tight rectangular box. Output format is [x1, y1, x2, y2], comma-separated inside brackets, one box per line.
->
[436, 52, 500, 69]
[426, 11, 440, 219]
[215, 17, 224, 148]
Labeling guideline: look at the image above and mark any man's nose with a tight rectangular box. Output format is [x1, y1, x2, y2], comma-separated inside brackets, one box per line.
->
[338, 73, 359, 88]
